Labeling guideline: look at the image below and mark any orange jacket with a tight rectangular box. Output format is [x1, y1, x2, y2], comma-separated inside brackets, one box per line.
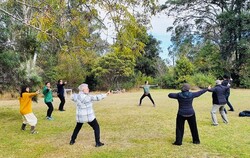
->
[19, 92, 37, 115]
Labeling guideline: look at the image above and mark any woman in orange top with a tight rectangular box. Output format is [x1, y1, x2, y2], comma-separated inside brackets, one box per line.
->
[19, 85, 39, 134]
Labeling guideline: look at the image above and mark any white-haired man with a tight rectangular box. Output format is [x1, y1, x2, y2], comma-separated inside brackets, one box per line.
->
[69, 83, 110, 147]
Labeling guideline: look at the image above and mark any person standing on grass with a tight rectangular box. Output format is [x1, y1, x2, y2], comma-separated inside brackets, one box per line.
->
[69, 83, 110, 147]
[139, 81, 157, 107]
[221, 75, 234, 112]
[208, 80, 229, 126]
[19, 85, 39, 134]
[43, 82, 54, 120]
[57, 79, 67, 111]
[168, 83, 208, 146]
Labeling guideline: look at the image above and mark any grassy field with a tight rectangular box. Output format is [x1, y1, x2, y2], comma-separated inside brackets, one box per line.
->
[0, 89, 249, 158]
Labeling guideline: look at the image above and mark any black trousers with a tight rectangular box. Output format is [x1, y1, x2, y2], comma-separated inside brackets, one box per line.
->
[45, 102, 54, 117]
[58, 95, 65, 110]
[70, 119, 101, 144]
[174, 114, 200, 145]
[139, 93, 155, 105]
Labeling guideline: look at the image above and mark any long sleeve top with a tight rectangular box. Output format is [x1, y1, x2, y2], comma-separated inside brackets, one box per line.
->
[43, 86, 53, 103]
[168, 89, 207, 116]
[208, 85, 229, 105]
[57, 83, 65, 96]
[19, 92, 37, 115]
[140, 84, 157, 94]
[71, 92, 107, 123]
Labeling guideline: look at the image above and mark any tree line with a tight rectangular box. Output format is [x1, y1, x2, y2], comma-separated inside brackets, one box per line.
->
[0, 0, 249, 96]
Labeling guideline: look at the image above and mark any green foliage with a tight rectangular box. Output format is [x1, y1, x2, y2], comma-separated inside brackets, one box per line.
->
[187, 73, 215, 89]
[193, 41, 224, 77]
[135, 34, 163, 77]
[159, 67, 176, 89]
[92, 53, 135, 89]
[174, 56, 194, 84]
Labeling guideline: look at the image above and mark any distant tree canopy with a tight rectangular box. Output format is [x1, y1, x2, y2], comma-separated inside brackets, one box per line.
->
[1, 0, 250, 95]
[162, 0, 250, 87]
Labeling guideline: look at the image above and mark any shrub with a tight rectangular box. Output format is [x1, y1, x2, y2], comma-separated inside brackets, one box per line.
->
[187, 73, 215, 88]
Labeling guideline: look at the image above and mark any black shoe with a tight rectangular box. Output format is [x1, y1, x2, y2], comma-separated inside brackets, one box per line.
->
[59, 109, 66, 111]
[193, 141, 200, 144]
[228, 109, 234, 111]
[172, 142, 182, 146]
[95, 142, 104, 147]
[69, 140, 75, 145]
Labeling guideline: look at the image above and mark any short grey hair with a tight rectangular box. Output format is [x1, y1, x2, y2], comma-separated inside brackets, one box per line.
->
[78, 83, 88, 91]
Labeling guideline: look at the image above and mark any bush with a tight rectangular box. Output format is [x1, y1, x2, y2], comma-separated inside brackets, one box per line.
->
[187, 73, 215, 88]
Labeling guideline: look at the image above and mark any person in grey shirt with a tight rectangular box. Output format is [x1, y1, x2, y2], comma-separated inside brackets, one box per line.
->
[138, 81, 157, 107]
[69, 83, 110, 147]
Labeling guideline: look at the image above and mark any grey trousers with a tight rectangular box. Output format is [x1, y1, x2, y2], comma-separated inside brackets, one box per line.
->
[211, 104, 228, 125]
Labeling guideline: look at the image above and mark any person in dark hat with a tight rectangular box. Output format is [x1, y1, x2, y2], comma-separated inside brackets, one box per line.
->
[168, 83, 209, 146]
[221, 75, 234, 112]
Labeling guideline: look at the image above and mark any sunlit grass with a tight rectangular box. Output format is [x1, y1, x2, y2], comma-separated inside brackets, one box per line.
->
[0, 89, 249, 158]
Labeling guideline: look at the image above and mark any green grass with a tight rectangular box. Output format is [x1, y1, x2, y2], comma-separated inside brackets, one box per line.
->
[0, 89, 250, 158]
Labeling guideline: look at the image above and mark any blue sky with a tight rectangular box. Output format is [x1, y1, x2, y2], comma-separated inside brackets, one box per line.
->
[148, 12, 174, 61]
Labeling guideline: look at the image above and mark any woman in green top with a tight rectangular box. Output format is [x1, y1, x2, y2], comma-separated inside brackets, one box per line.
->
[43, 82, 54, 120]
[139, 81, 157, 107]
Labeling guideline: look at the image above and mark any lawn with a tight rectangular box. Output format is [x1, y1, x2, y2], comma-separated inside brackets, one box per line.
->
[0, 89, 249, 158]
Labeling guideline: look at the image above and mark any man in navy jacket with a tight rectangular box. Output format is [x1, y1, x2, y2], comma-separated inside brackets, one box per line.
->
[208, 80, 229, 126]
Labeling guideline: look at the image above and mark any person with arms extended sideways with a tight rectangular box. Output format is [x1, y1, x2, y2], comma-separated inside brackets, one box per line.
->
[69, 83, 110, 147]
[19, 85, 40, 134]
[139, 81, 157, 107]
[168, 83, 208, 146]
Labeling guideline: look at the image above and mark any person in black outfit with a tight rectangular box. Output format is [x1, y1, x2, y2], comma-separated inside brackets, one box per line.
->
[168, 83, 208, 146]
[57, 79, 67, 111]
[221, 75, 234, 112]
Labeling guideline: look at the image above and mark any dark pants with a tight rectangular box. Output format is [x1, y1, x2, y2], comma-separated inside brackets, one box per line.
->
[174, 114, 200, 145]
[58, 95, 65, 110]
[139, 93, 155, 105]
[225, 95, 234, 111]
[45, 102, 54, 117]
[70, 119, 101, 144]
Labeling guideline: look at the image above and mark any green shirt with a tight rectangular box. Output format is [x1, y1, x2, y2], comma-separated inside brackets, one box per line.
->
[43, 86, 53, 103]
[141, 85, 157, 94]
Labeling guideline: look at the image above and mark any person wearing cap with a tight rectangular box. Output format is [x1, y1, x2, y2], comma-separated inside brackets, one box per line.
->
[208, 80, 229, 126]
[168, 83, 208, 146]
[69, 83, 110, 147]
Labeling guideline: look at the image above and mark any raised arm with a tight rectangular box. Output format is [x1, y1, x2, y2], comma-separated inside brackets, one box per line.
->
[168, 93, 178, 99]
[192, 89, 208, 98]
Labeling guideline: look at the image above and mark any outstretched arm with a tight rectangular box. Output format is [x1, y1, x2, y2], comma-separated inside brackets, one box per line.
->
[192, 89, 208, 98]
[168, 93, 178, 99]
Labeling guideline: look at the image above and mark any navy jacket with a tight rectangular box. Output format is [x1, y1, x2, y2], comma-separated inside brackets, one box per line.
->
[221, 79, 231, 95]
[168, 89, 207, 116]
[57, 83, 65, 96]
[208, 85, 229, 105]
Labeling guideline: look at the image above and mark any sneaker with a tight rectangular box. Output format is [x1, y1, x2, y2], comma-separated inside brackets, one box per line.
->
[95, 142, 104, 147]
[59, 109, 66, 111]
[31, 130, 38, 134]
[69, 140, 75, 145]
[46, 116, 54, 120]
